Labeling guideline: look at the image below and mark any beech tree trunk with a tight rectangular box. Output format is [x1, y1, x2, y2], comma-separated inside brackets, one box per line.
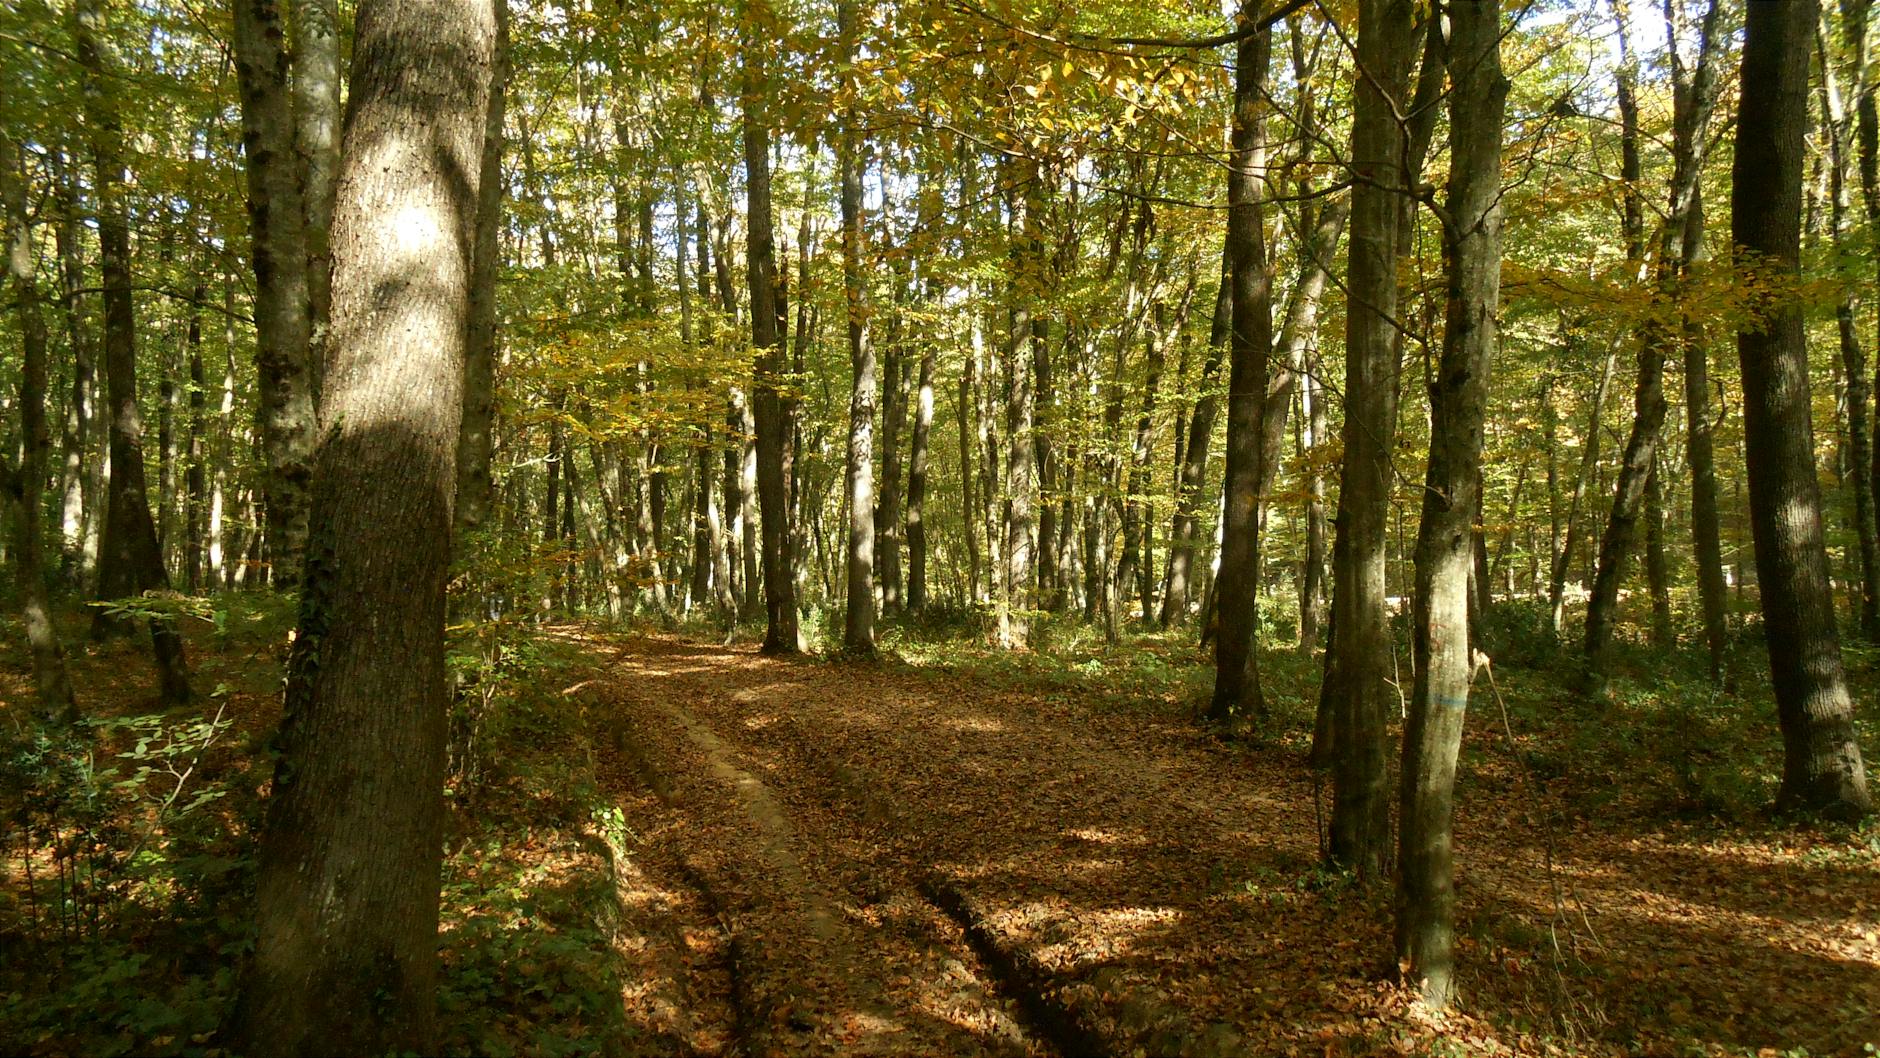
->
[53, 153, 96, 586]
[908, 337, 936, 612]
[76, 0, 191, 705]
[237, 2, 499, 1051]
[232, 0, 317, 589]
[457, 0, 507, 536]
[1398, 0, 1505, 1002]
[1326, 0, 1417, 879]
[1820, 6, 1880, 637]
[840, 0, 876, 655]
[741, 5, 800, 653]
[291, 0, 341, 377]
[998, 158, 1041, 649]
[1160, 241, 1231, 627]
[1582, 6, 1663, 690]
[1733, 0, 1872, 821]
[1209, 14, 1274, 726]
[2, 133, 79, 721]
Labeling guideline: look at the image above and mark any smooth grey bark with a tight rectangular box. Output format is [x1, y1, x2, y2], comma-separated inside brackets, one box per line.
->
[186, 281, 207, 591]
[1326, 0, 1418, 880]
[1160, 239, 1231, 627]
[839, 0, 876, 655]
[2, 133, 80, 722]
[741, 4, 800, 653]
[237, 1, 499, 1051]
[998, 157, 1041, 649]
[1208, 10, 1273, 724]
[75, 0, 191, 705]
[1397, 0, 1506, 1002]
[291, 0, 341, 376]
[1819, 6, 1880, 637]
[232, 0, 316, 589]
[52, 152, 95, 585]
[456, 0, 507, 536]
[1733, 0, 1872, 821]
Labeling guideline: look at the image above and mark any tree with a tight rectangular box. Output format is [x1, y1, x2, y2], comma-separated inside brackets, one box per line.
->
[236, 0, 501, 1050]
[231, 0, 316, 589]
[1397, 0, 1506, 1006]
[742, 0, 800, 654]
[456, 0, 508, 536]
[1, 133, 79, 722]
[1325, 0, 1418, 880]
[1207, 3, 1273, 726]
[839, 0, 877, 655]
[75, 0, 190, 705]
[1732, 0, 1872, 821]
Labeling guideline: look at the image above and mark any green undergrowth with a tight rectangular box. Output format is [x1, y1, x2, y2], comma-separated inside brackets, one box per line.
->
[0, 597, 642, 1057]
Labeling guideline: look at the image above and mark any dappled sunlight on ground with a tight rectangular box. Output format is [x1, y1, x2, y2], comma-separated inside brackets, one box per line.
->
[575, 630, 1880, 1058]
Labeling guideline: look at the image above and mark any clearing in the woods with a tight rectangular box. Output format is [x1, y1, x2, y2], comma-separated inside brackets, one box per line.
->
[554, 631, 1880, 1058]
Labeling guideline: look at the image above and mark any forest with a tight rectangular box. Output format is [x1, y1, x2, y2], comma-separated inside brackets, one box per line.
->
[0, 0, 1877, 1054]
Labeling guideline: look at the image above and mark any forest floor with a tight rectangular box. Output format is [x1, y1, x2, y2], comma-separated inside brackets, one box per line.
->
[568, 629, 1880, 1058]
[2, 611, 1878, 1057]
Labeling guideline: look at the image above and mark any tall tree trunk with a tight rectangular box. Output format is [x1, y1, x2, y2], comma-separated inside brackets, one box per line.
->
[238, 3, 499, 1050]
[233, 0, 317, 589]
[53, 152, 95, 586]
[2, 133, 79, 721]
[1398, 0, 1505, 1006]
[878, 335, 908, 613]
[908, 334, 935, 612]
[840, 0, 877, 655]
[1733, 0, 1872, 820]
[998, 158, 1041, 649]
[457, 0, 507, 536]
[1326, 0, 1418, 879]
[1208, 10, 1272, 725]
[1117, 301, 1172, 632]
[1257, 198, 1348, 510]
[1819, 6, 1880, 637]
[1160, 240, 1231, 626]
[1644, 462, 1674, 647]
[186, 281, 207, 592]
[960, 324, 982, 604]
[1300, 355, 1328, 653]
[741, 4, 799, 653]
[1033, 314, 1060, 614]
[75, 0, 191, 705]
[292, 0, 341, 383]
[1548, 338, 1616, 634]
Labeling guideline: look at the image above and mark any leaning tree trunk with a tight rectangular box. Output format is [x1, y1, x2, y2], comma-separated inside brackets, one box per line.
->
[1733, 0, 1872, 820]
[1208, 13, 1274, 727]
[236, 3, 499, 1052]
[1325, 0, 1417, 881]
[75, 0, 191, 705]
[1160, 240, 1230, 628]
[741, 4, 799, 654]
[1397, 0, 1505, 1005]
[1582, 9, 1664, 692]
[839, 0, 877, 655]
[1, 133, 79, 722]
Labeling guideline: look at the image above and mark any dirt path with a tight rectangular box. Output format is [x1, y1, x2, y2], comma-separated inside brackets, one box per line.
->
[579, 634, 1880, 1058]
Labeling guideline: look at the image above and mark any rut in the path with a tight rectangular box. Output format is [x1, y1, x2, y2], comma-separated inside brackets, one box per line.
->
[592, 653, 1045, 1058]
[580, 634, 1880, 1058]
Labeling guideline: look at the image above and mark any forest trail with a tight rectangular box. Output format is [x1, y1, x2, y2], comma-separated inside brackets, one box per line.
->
[571, 632, 1880, 1058]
